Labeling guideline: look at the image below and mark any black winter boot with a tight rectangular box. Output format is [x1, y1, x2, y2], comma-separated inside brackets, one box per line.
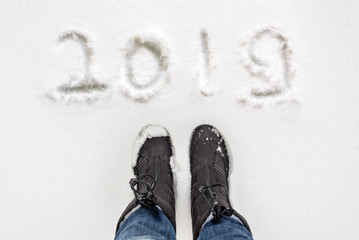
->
[190, 124, 252, 239]
[116, 125, 176, 233]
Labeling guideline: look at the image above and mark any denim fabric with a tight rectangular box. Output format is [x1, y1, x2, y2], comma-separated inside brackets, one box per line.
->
[197, 215, 253, 240]
[115, 206, 253, 240]
[115, 206, 176, 240]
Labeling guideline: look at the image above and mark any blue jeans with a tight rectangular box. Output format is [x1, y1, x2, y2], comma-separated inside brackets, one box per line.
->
[115, 207, 253, 240]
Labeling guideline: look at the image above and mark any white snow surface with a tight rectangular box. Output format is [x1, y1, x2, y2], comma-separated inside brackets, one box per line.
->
[1, 1, 359, 240]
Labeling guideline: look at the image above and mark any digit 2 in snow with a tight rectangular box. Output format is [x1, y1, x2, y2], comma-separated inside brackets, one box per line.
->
[47, 31, 107, 102]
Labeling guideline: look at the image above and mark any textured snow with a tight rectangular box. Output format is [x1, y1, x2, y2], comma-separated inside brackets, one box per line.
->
[197, 29, 217, 96]
[238, 26, 297, 107]
[117, 33, 170, 101]
[46, 30, 109, 103]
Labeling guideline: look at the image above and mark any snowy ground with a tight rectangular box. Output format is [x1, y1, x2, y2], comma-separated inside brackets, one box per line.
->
[1, 1, 359, 239]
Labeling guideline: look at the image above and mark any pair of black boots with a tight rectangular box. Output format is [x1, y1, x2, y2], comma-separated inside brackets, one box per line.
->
[116, 124, 251, 239]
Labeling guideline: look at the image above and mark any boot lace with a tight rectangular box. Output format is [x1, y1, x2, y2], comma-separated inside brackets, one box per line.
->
[130, 156, 161, 209]
[199, 184, 234, 222]
[130, 173, 157, 208]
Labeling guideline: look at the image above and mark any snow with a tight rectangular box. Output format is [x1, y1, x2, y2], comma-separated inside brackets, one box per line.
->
[1, 1, 359, 240]
[238, 26, 297, 107]
[197, 29, 217, 96]
[117, 33, 171, 101]
[47, 30, 109, 103]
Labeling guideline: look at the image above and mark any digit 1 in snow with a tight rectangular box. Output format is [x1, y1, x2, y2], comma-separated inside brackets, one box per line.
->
[198, 29, 216, 96]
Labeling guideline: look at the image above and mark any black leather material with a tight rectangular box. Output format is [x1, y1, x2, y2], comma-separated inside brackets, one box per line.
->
[190, 124, 252, 240]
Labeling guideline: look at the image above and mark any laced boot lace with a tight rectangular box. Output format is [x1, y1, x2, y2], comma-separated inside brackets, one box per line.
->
[130, 156, 161, 209]
[198, 183, 234, 222]
[130, 173, 157, 209]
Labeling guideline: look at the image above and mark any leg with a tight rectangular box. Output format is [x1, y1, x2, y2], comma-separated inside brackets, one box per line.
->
[198, 215, 253, 240]
[115, 206, 176, 240]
